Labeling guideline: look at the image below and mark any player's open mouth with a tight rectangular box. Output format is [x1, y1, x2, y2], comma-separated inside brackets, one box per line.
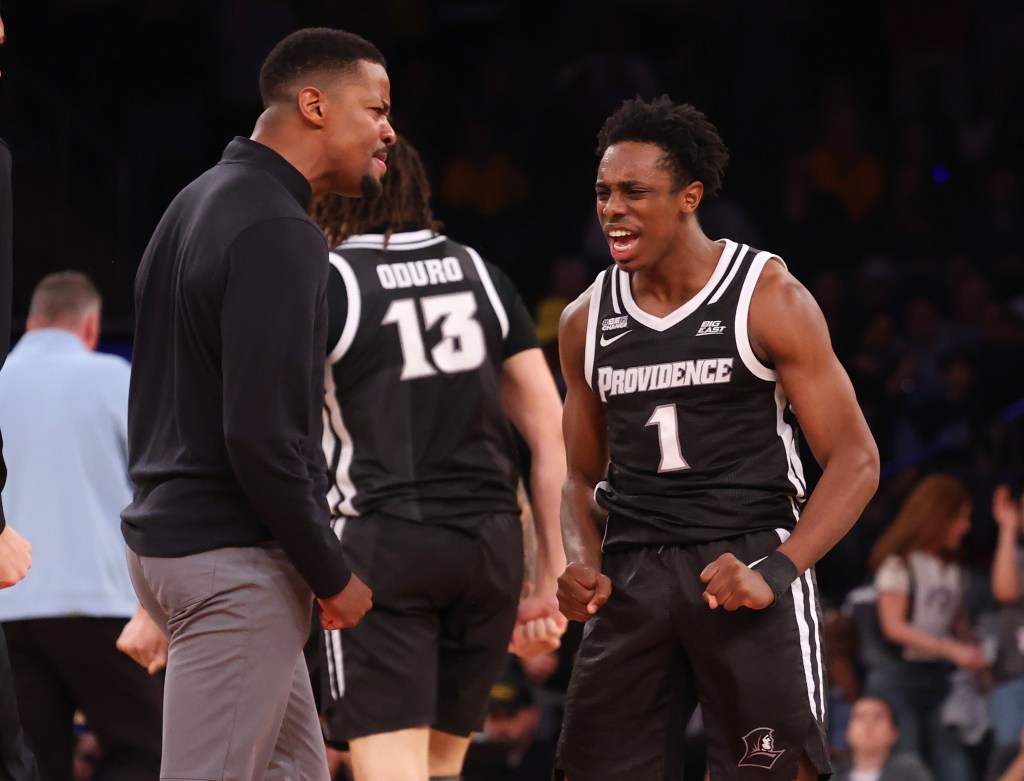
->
[607, 228, 638, 258]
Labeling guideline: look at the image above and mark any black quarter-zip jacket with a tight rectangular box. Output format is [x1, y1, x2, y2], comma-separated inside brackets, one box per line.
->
[122, 137, 351, 598]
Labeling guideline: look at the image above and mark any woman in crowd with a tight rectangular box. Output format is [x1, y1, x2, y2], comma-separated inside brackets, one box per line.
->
[865, 473, 987, 781]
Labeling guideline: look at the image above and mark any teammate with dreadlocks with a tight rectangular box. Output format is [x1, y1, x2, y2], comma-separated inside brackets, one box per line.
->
[312, 137, 567, 781]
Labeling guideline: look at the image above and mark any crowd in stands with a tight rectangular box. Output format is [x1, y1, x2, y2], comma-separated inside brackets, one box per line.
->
[1, 1, 1022, 780]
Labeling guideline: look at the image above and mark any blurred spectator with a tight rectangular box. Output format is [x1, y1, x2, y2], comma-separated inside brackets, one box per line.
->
[531, 256, 592, 397]
[533, 295, 565, 394]
[848, 311, 902, 454]
[888, 298, 956, 405]
[992, 730, 1024, 781]
[832, 696, 935, 781]
[773, 152, 856, 273]
[0, 272, 162, 781]
[71, 728, 99, 781]
[893, 350, 988, 474]
[984, 486, 1024, 770]
[440, 119, 530, 219]
[810, 89, 885, 226]
[463, 661, 557, 781]
[968, 166, 1022, 259]
[823, 606, 862, 761]
[864, 473, 986, 781]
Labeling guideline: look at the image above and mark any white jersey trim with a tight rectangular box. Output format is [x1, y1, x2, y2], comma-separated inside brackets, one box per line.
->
[735, 251, 786, 382]
[707, 243, 749, 304]
[584, 271, 607, 390]
[327, 253, 362, 364]
[323, 369, 359, 517]
[339, 228, 445, 251]
[610, 267, 622, 315]
[774, 383, 807, 501]
[790, 568, 824, 723]
[324, 517, 346, 700]
[617, 239, 737, 332]
[774, 527, 826, 723]
[466, 246, 509, 340]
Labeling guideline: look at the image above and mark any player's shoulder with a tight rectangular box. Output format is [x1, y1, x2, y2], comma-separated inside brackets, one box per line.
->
[750, 255, 818, 320]
[559, 281, 599, 336]
[752, 254, 803, 296]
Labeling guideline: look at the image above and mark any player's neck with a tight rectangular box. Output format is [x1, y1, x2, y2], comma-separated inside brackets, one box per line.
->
[630, 232, 723, 314]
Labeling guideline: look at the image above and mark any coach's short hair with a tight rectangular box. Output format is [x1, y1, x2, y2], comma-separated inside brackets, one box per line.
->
[28, 271, 101, 324]
[258, 27, 386, 108]
[597, 96, 729, 196]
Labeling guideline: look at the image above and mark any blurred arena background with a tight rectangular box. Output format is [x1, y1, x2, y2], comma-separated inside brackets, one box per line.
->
[0, 0, 1023, 666]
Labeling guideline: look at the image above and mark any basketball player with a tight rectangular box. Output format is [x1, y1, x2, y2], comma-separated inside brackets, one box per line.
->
[555, 97, 880, 780]
[311, 137, 567, 781]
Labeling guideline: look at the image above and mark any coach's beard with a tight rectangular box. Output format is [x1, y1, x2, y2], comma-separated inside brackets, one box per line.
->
[360, 173, 383, 199]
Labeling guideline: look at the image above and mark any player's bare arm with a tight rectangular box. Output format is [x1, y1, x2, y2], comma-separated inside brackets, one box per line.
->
[557, 289, 613, 622]
[701, 260, 879, 611]
[500, 347, 569, 655]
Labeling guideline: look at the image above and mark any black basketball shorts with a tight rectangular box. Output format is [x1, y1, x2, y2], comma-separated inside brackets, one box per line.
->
[321, 512, 523, 744]
[556, 528, 831, 781]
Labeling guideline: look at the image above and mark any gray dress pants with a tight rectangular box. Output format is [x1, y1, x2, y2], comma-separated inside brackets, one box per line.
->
[127, 544, 330, 781]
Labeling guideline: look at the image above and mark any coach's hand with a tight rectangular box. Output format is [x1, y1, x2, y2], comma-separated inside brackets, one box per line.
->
[557, 562, 612, 622]
[318, 573, 372, 630]
[700, 553, 774, 611]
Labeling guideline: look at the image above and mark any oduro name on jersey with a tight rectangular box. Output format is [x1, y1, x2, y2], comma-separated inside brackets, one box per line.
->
[376, 257, 465, 289]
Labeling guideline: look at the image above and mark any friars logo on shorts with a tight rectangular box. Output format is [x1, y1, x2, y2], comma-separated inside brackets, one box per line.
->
[738, 727, 785, 770]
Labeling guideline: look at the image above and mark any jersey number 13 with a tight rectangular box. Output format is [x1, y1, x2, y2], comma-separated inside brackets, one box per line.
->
[383, 291, 487, 379]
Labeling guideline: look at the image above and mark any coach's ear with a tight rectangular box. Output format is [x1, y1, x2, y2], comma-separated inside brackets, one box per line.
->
[297, 86, 327, 127]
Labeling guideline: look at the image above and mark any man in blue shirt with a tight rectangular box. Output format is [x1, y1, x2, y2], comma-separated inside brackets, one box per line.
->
[0, 272, 162, 781]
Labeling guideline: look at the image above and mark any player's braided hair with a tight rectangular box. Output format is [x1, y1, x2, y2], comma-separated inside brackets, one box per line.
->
[596, 95, 729, 196]
[310, 136, 442, 248]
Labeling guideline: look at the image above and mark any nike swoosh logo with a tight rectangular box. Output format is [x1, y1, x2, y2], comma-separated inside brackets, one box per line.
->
[599, 330, 632, 347]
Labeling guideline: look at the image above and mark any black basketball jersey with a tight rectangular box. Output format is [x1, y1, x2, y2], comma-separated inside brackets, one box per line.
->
[588, 239, 807, 549]
[323, 229, 534, 525]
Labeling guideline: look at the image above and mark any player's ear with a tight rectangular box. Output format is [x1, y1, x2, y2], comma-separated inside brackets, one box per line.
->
[678, 180, 704, 214]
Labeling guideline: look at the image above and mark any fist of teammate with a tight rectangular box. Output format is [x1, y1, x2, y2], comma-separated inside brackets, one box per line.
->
[0, 525, 32, 589]
[318, 573, 372, 630]
[116, 605, 168, 674]
[511, 594, 568, 658]
[557, 562, 612, 622]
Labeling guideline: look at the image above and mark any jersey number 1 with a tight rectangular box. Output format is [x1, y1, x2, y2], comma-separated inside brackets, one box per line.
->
[645, 404, 690, 472]
[382, 292, 487, 380]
